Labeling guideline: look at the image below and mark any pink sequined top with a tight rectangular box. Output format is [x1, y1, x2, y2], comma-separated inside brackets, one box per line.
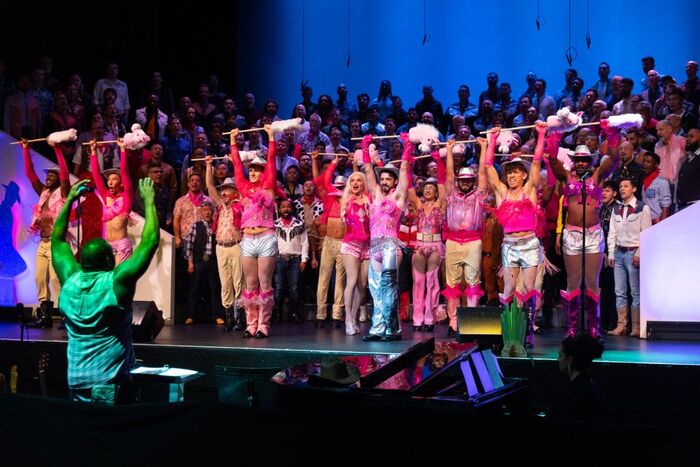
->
[240, 191, 275, 229]
[343, 198, 371, 243]
[495, 194, 538, 234]
[232, 141, 278, 230]
[446, 190, 484, 242]
[370, 196, 402, 239]
[417, 205, 445, 236]
[562, 177, 602, 208]
[90, 149, 133, 223]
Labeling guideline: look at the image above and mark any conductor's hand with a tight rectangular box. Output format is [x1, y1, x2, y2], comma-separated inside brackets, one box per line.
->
[138, 178, 155, 205]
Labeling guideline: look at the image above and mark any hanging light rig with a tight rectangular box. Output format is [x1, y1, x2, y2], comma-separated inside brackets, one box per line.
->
[344, 0, 351, 67]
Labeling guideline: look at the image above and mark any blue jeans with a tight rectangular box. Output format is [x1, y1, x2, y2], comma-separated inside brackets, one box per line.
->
[614, 250, 640, 308]
[274, 256, 301, 310]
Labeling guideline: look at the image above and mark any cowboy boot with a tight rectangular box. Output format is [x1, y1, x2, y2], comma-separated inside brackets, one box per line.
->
[585, 290, 601, 339]
[411, 271, 425, 329]
[257, 289, 274, 337]
[223, 306, 234, 332]
[234, 306, 246, 331]
[560, 290, 581, 338]
[629, 307, 641, 337]
[399, 291, 411, 323]
[464, 284, 485, 308]
[442, 285, 463, 336]
[517, 291, 539, 349]
[608, 306, 629, 336]
[242, 289, 259, 337]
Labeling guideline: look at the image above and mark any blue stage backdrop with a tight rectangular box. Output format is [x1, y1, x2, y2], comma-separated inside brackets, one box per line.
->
[234, 0, 698, 116]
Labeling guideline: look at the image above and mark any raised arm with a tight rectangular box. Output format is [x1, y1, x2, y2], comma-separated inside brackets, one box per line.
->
[263, 125, 277, 191]
[113, 178, 160, 304]
[476, 137, 488, 194]
[204, 156, 222, 206]
[117, 139, 134, 213]
[89, 140, 110, 199]
[229, 129, 247, 189]
[394, 138, 413, 208]
[527, 121, 548, 193]
[361, 135, 380, 198]
[52, 144, 71, 199]
[51, 180, 87, 284]
[545, 131, 568, 182]
[485, 128, 504, 196]
[596, 119, 621, 180]
[21, 140, 45, 195]
[445, 140, 456, 196]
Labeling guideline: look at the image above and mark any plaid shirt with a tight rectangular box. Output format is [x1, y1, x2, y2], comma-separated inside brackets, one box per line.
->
[183, 220, 214, 262]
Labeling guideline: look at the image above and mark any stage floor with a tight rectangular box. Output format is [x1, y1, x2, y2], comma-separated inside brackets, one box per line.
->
[2, 320, 700, 366]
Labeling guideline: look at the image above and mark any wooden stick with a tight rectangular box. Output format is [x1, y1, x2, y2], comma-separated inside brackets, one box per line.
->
[438, 139, 478, 145]
[191, 156, 229, 162]
[9, 137, 48, 145]
[387, 154, 434, 164]
[81, 140, 118, 146]
[222, 127, 264, 135]
[303, 152, 350, 157]
[479, 120, 602, 135]
[350, 134, 400, 141]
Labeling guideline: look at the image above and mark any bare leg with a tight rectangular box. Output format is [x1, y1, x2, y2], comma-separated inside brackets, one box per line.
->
[342, 254, 361, 334]
[563, 254, 583, 293]
[242, 257, 260, 292]
[502, 266, 522, 298]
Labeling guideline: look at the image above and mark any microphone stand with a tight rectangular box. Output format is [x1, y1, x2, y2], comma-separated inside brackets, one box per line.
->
[578, 172, 591, 336]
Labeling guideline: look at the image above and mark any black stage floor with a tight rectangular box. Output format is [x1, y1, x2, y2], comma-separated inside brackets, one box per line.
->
[2, 320, 700, 420]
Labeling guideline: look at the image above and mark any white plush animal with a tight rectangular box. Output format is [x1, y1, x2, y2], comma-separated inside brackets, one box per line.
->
[46, 129, 78, 146]
[409, 124, 439, 153]
[546, 107, 583, 133]
[607, 113, 644, 129]
[270, 118, 303, 133]
[239, 150, 260, 162]
[496, 130, 519, 153]
[124, 123, 150, 150]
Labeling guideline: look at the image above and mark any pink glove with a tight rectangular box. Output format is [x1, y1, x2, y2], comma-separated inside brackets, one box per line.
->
[361, 134, 373, 164]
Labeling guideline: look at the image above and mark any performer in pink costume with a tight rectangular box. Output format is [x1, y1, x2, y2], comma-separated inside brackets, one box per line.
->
[229, 126, 279, 338]
[89, 139, 134, 264]
[339, 168, 371, 336]
[441, 138, 489, 337]
[361, 134, 411, 342]
[21, 139, 71, 327]
[548, 120, 621, 338]
[407, 150, 446, 332]
[485, 122, 547, 348]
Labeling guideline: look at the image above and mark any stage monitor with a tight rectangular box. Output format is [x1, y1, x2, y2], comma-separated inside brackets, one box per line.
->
[132, 301, 164, 342]
[456, 306, 503, 348]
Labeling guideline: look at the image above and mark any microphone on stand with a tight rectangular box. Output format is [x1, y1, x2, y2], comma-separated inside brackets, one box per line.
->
[76, 185, 95, 196]
[579, 169, 593, 181]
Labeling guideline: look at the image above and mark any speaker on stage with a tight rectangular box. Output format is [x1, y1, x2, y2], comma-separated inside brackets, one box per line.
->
[132, 301, 164, 342]
[456, 306, 503, 348]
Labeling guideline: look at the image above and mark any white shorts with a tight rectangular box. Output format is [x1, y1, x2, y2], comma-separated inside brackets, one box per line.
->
[502, 236, 543, 269]
[241, 233, 278, 258]
[562, 224, 605, 255]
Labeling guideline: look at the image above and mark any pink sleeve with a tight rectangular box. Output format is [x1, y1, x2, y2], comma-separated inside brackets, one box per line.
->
[293, 143, 302, 161]
[485, 133, 497, 167]
[90, 151, 109, 199]
[533, 129, 546, 164]
[264, 141, 277, 190]
[23, 146, 39, 184]
[544, 157, 556, 187]
[53, 146, 70, 182]
[322, 161, 337, 193]
[119, 149, 134, 213]
[545, 132, 562, 159]
[433, 150, 446, 184]
[230, 145, 248, 191]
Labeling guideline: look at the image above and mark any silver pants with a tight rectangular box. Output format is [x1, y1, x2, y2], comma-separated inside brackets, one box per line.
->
[368, 238, 402, 337]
